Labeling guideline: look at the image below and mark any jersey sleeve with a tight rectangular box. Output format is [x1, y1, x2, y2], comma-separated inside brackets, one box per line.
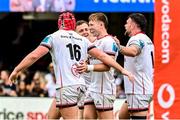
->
[40, 35, 53, 50]
[103, 38, 118, 56]
[128, 38, 145, 50]
[86, 38, 96, 51]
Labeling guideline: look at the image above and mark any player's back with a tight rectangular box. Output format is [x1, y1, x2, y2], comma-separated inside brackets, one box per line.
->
[42, 30, 90, 88]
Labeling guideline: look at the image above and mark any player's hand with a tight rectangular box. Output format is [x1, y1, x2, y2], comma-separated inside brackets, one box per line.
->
[76, 61, 87, 74]
[121, 69, 134, 82]
[113, 36, 121, 47]
[8, 71, 18, 86]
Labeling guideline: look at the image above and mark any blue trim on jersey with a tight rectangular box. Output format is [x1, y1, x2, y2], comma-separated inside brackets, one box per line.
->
[139, 40, 145, 49]
[112, 42, 118, 52]
[129, 39, 145, 50]
[42, 35, 51, 43]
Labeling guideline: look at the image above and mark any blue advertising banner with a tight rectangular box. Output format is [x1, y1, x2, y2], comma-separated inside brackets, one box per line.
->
[0, 0, 154, 12]
[0, 0, 9, 12]
[75, 0, 154, 12]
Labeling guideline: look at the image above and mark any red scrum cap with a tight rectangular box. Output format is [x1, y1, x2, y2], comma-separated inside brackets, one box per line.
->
[58, 12, 76, 30]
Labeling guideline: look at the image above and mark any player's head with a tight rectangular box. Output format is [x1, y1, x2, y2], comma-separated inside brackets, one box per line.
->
[88, 13, 108, 36]
[58, 11, 76, 30]
[128, 13, 147, 32]
[124, 13, 147, 36]
[76, 20, 89, 37]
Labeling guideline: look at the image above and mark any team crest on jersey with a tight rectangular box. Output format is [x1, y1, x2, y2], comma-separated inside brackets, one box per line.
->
[71, 63, 80, 78]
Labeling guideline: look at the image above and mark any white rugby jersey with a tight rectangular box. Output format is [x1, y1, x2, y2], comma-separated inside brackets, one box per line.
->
[40, 30, 95, 88]
[124, 33, 154, 94]
[83, 72, 91, 87]
[83, 40, 96, 88]
[88, 35, 118, 94]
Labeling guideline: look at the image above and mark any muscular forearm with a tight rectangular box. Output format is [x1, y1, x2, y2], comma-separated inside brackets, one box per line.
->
[14, 53, 40, 73]
[89, 48, 128, 75]
[14, 46, 49, 73]
[119, 45, 139, 57]
[93, 63, 110, 72]
[95, 53, 124, 73]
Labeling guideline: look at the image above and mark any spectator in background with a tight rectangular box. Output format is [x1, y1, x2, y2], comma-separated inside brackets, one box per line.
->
[0, 73, 4, 96]
[10, 0, 33, 12]
[32, 0, 53, 12]
[64, 0, 76, 11]
[15, 70, 33, 94]
[29, 71, 48, 97]
[32, 0, 75, 12]
[114, 71, 125, 99]
[45, 62, 56, 97]
[0, 87, 3, 96]
[17, 80, 30, 97]
[51, 0, 66, 12]
[0, 70, 17, 96]
[11, 0, 76, 12]
[51, 0, 76, 12]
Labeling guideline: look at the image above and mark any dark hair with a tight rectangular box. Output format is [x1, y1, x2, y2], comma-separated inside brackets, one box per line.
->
[76, 20, 88, 27]
[1, 70, 10, 76]
[128, 13, 147, 32]
[89, 13, 108, 30]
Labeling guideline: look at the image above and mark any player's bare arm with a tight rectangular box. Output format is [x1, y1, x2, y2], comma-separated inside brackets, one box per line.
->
[8, 46, 49, 85]
[119, 45, 140, 57]
[88, 47, 134, 81]
[77, 62, 110, 73]
[114, 36, 140, 57]
[113, 36, 121, 47]
[77, 55, 115, 73]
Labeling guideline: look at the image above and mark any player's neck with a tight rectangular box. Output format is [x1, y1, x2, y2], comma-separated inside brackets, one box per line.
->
[97, 30, 108, 39]
[130, 29, 143, 36]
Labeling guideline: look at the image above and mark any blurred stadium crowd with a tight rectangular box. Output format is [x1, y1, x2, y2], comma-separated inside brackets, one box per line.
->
[0, 63, 56, 97]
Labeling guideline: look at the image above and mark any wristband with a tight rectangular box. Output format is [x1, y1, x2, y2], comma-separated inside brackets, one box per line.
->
[87, 65, 94, 71]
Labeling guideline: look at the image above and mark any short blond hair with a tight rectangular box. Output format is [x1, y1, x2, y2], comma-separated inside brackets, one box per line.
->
[89, 13, 108, 30]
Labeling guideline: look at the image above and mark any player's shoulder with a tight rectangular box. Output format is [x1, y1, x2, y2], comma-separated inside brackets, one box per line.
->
[53, 29, 69, 35]
[130, 33, 153, 47]
[134, 33, 149, 39]
[73, 32, 89, 41]
[50, 30, 62, 37]
[100, 35, 113, 39]
[100, 35, 115, 44]
[51, 30, 75, 37]
[131, 33, 149, 41]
